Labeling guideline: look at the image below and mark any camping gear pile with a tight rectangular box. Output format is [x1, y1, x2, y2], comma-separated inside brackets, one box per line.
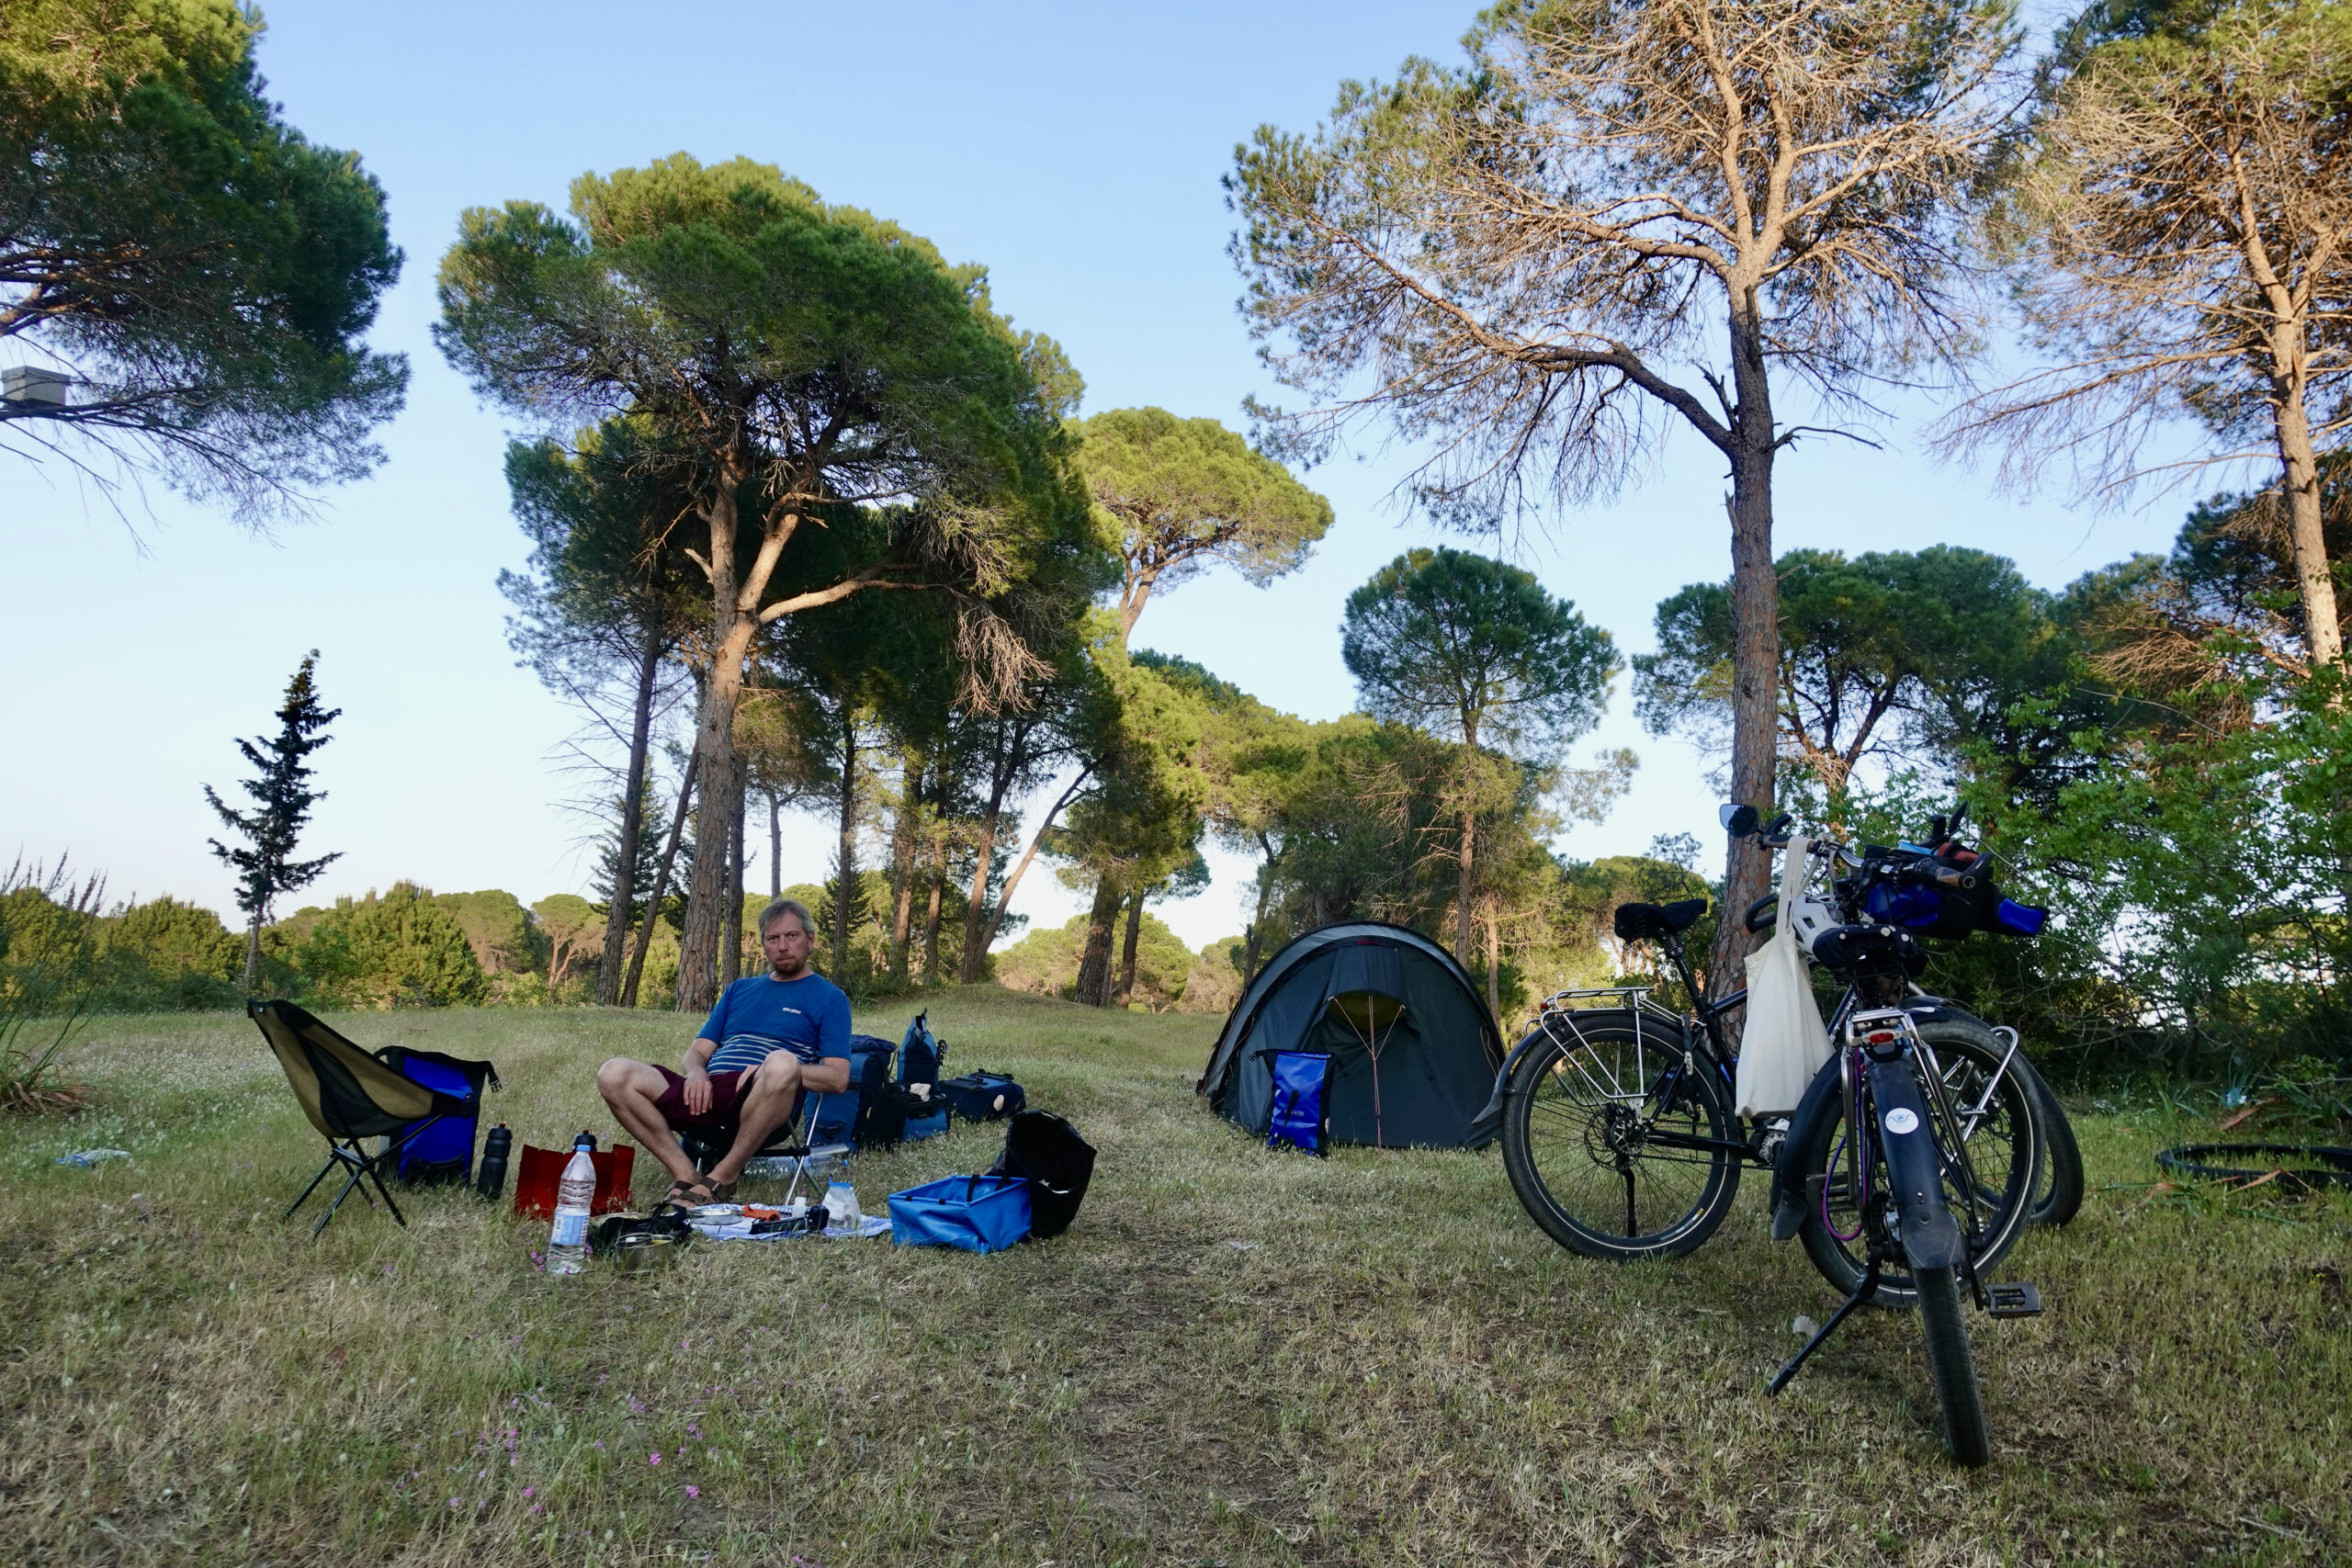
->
[1196, 921, 1505, 1151]
[249, 998, 1096, 1258]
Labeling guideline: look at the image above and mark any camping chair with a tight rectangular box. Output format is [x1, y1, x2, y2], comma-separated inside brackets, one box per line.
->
[677, 1093, 850, 1210]
[250, 999, 471, 1238]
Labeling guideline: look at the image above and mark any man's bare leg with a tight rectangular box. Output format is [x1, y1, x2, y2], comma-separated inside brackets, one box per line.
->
[707, 1055, 806, 1185]
[595, 1057, 701, 1186]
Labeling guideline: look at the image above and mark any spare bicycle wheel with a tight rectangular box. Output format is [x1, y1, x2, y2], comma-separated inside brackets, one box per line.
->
[2155, 1144, 2352, 1194]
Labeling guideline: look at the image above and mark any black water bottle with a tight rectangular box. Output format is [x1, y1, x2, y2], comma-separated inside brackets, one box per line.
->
[476, 1123, 513, 1202]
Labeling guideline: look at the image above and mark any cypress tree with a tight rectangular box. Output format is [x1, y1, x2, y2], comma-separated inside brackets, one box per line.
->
[204, 652, 342, 989]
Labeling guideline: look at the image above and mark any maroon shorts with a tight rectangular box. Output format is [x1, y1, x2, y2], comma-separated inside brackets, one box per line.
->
[651, 1065, 762, 1130]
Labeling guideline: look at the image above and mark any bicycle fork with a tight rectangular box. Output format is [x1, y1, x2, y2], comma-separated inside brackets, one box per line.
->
[1770, 1018, 2041, 1394]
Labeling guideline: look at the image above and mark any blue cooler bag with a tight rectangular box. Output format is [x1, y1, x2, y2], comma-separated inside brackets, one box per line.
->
[888, 1173, 1032, 1253]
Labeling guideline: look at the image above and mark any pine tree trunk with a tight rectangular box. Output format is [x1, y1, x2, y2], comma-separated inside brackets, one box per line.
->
[768, 790, 782, 900]
[243, 915, 262, 993]
[959, 721, 1027, 984]
[978, 765, 1090, 961]
[1114, 886, 1145, 1007]
[831, 710, 859, 981]
[922, 830, 947, 983]
[1455, 801, 1476, 964]
[720, 781, 744, 987]
[1483, 906, 1501, 1025]
[1708, 286, 1781, 1004]
[676, 477, 757, 1013]
[888, 753, 919, 984]
[1074, 875, 1123, 1006]
[2274, 389, 2343, 670]
[595, 624, 663, 1006]
[625, 762, 696, 1009]
[961, 802, 1001, 986]
[1242, 832, 1274, 986]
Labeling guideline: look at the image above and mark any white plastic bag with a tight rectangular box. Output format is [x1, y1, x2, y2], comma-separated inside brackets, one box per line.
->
[1735, 836, 1832, 1119]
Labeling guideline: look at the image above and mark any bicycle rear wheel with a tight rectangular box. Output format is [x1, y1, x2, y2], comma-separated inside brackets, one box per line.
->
[1794, 1015, 2040, 1305]
[1917, 1265, 1991, 1466]
[2020, 1058, 2085, 1227]
[1500, 1011, 1741, 1260]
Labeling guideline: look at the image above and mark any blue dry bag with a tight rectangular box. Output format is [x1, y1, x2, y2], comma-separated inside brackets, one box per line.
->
[1266, 1050, 1333, 1156]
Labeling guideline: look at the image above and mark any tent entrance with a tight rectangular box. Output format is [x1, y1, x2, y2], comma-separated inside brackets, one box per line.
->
[1322, 991, 1408, 1145]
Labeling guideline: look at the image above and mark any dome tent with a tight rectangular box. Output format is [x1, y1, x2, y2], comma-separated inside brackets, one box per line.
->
[1195, 921, 1506, 1149]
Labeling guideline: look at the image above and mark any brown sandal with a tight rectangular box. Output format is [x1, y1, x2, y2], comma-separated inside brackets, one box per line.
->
[655, 1177, 715, 1213]
[706, 1179, 738, 1204]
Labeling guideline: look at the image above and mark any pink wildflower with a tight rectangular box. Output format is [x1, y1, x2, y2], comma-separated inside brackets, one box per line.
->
[684, 1484, 700, 1499]
[648, 1451, 661, 1467]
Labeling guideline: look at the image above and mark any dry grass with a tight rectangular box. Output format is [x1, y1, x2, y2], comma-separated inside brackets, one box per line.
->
[2, 989, 2346, 1566]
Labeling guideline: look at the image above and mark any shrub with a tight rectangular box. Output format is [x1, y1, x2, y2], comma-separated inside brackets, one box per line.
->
[298, 883, 489, 1009]
[98, 896, 245, 1010]
[0, 861, 104, 1111]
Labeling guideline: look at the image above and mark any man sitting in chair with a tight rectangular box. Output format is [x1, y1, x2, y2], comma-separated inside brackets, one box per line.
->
[596, 897, 851, 1208]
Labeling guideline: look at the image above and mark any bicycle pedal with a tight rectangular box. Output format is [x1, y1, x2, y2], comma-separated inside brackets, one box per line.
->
[1984, 1281, 2042, 1318]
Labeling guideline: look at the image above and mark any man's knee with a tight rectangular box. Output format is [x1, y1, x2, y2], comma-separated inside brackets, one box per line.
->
[751, 1052, 803, 1096]
[595, 1057, 648, 1100]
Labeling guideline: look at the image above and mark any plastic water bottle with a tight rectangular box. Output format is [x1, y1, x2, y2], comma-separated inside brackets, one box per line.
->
[546, 1132, 596, 1275]
[824, 1179, 860, 1237]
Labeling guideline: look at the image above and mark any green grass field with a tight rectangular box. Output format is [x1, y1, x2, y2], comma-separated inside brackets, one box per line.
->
[3, 990, 2346, 1566]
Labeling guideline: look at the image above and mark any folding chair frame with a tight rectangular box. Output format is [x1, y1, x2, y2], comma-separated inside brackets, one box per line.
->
[284, 1114, 448, 1239]
[677, 1095, 850, 1209]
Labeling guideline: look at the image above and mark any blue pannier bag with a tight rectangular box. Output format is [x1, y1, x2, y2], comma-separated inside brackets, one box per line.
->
[888, 1173, 1032, 1253]
[1266, 1050, 1332, 1156]
[375, 1047, 499, 1185]
[899, 1011, 945, 1089]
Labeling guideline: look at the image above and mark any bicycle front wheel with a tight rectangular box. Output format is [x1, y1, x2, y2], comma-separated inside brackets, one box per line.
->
[1500, 1011, 1741, 1260]
[1795, 1014, 2041, 1305]
[1917, 1265, 1991, 1466]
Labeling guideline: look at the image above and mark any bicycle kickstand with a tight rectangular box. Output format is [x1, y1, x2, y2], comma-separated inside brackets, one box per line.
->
[1768, 1256, 1881, 1395]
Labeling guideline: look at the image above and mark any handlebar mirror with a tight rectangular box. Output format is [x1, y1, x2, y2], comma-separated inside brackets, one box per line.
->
[1720, 803, 1760, 837]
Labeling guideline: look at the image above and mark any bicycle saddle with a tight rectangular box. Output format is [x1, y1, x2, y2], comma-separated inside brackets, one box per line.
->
[1809, 922, 1928, 978]
[1612, 898, 1709, 941]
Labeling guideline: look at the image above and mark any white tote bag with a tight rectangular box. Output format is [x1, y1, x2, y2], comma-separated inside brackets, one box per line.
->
[1735, 836, 1832, 1119]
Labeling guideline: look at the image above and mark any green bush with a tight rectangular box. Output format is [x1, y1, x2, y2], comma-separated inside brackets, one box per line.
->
[97, 896, 245, 1010]
[297, 882, 489, 1009]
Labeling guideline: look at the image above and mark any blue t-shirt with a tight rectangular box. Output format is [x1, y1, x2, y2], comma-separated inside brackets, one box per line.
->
[697, 972, 852, 1076]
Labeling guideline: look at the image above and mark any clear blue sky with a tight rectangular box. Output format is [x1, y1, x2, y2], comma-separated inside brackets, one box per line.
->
[5, 1, 2191, 951]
